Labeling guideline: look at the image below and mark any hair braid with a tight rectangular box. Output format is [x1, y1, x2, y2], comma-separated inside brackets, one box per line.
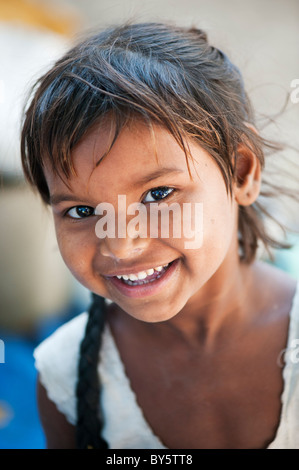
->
[76, 293, 108, 449]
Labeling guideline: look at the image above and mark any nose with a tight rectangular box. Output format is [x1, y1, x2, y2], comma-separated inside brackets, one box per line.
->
[95, 199, 150, 261]
[98, 234, 149, 261]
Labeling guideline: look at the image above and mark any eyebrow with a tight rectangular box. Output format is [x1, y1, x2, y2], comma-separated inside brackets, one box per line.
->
[134, 167, 185, 186]
[50, 194, 87, 206]
[50, 168, 185, 205]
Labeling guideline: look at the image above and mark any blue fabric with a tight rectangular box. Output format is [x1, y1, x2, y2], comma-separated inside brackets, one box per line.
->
[0, 300, 88, 449]
[0, 333, 45, 449]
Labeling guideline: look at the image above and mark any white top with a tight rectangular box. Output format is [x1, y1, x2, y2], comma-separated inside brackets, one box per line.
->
[34, 282, 299, 449]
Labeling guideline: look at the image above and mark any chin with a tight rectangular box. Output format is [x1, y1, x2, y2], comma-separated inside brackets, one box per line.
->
[124, 301, 182, 324]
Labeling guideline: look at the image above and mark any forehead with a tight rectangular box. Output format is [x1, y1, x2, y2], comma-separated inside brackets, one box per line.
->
[44, 118, 212, 196]
[72, 119, 188, 174]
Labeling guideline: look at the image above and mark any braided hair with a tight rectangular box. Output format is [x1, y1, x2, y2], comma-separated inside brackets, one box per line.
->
[76, 294, 108, 448]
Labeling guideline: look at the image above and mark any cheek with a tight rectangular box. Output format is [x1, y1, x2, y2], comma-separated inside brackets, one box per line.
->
[202, 205, 236, 264]
[200, 173, 237, 245]
[206, 194, 236, 240]
[158, 183, 237, 260]
[54, 222, 96, 282]
[179, 188, 237, 275]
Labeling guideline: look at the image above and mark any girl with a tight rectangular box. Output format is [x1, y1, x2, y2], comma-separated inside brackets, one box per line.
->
[21, 22, 299, 449]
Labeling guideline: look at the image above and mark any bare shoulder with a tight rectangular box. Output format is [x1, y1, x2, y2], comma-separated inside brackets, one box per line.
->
[251, 260, 297, 324]
[37, 376, 76, 449]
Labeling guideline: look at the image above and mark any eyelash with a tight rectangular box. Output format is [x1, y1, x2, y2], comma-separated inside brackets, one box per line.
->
[64, 186, 175, 220]
[142, 186, 175, 203]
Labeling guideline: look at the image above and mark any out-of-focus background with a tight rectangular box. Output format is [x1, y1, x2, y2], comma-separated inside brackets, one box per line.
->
[0, 0, 298, 449]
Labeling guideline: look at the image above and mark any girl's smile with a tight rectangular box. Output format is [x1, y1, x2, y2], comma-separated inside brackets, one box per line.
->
[45, 118, 240, 323]
[104, 258, 180, 298]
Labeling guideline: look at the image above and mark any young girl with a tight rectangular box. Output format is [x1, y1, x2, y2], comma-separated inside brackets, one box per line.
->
[21, 22, 299, 449]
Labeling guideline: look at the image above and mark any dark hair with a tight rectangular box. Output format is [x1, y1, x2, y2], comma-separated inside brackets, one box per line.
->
[20, 22, 297, 448]
[76, 293, 108, 448]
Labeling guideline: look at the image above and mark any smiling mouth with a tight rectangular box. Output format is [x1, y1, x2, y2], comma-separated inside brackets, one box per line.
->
[105, 259, 180, 299]
[113, 261, 173, 286]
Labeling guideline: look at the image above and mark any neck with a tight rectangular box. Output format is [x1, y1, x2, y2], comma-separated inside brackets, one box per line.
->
[160, 252, 255, 349]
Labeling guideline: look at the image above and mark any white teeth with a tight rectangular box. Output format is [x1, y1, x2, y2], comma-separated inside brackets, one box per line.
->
[116, 262, 171, 281]
[137, 271, 148, 280]
[146, 268, 154, 276]
[154, 266, 163, 272]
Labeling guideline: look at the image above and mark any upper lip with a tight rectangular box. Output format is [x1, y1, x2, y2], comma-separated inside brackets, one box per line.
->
[102, 260, 176, 277]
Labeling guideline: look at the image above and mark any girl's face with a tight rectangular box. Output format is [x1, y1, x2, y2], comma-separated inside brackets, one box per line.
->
[44, 119, 239, 322]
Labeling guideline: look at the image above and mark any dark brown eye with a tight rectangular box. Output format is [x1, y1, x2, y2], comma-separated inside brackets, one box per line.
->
[67, 206, 95, 219]
[143, 187, 174, 203]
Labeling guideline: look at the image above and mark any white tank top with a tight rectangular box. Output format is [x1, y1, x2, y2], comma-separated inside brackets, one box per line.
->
[34, 282, 299, 449]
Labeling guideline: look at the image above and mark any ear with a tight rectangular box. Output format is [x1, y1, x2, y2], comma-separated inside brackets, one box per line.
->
[233, 125, 262, 206]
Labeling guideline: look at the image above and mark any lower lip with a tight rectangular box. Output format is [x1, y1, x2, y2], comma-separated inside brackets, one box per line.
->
[105, 259, 180, 299]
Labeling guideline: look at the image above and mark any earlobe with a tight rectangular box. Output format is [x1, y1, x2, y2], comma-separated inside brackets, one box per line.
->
[233, 141, 262, 206]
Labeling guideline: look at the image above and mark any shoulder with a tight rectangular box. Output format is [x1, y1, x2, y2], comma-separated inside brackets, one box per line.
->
[37, 378, 77, 449]
[262, 264, 299, 448]
[35, 311, 89, 358]
[251, 260, 298, 322]
[247, 261, 298, 369]
[34, 311, 89, 369]
[253, 259, 297, 288]
[34, 312, 89, 426]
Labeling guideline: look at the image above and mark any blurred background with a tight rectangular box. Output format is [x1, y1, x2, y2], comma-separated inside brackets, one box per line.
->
[0, 0, 298, 449]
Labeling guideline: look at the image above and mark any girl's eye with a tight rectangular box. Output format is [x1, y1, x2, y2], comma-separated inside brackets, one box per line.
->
[143, 186, 174, 203]
[66, 206, 95, 219]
